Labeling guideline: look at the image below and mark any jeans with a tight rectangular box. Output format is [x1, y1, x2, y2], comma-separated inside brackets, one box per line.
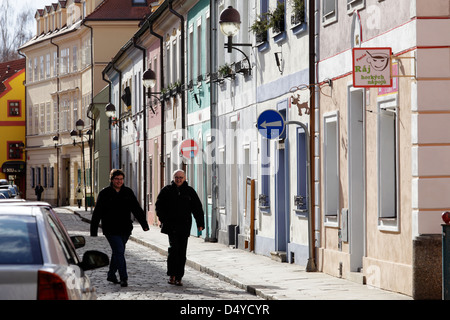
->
[167, 232, 189, 281]
[105, 234, 130, 281]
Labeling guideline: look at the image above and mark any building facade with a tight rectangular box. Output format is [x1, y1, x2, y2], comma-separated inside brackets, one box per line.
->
[0, 59, 26, 195]
[19, 0, 151, 206]
[317, 0, 450, 298]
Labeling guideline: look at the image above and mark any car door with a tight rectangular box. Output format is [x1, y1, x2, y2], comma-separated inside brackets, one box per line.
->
[43, 208, 95, 299]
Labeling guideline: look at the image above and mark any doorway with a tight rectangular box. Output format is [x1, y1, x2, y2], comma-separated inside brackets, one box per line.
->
[348, 87, 366, 272]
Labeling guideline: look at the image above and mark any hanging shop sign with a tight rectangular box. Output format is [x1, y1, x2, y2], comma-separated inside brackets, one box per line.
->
[352, 47, 392, 88]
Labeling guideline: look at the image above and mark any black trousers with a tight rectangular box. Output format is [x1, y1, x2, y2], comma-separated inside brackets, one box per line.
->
[167, 232, 189, 280]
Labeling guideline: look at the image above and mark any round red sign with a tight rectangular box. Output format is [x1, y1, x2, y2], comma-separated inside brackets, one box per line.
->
[180, 139, 199, 159]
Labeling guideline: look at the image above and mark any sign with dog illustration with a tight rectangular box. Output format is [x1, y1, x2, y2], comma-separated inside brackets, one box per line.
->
[352, 47, 392, 88]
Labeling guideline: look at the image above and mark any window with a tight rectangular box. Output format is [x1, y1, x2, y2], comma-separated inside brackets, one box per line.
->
[378, 99, 398, 220]
[8, 142, 23, 160]
[43, 167, 48, 188]
[295, 127, 308, 215]
[73, 46, 78, 71]
[322, 0, 338, 25]
[347, 0, 365, 13]
[33, 57, 38, 81]
[40, 56, 44, 80]
[46, 54, 50, 78]
[8, 101, 21, 117]
[0, 215, 42, 265]
[50, 167, 54, 188]
[31, 168, 35, 188]
[53, 51, 58, 77]
[260, 137, 270, 210]
[323, 112, 339, 218]
[60, 48, 69, 74]
[46, 102, 51, 133]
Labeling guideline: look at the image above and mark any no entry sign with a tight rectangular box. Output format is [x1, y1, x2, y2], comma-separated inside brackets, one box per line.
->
[180, 139, 199, 159]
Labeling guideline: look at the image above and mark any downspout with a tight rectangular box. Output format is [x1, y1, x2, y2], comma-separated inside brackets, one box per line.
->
[50, 37, 61, 207]
[168, 0, 186, 137]
[306, 0, 317, 272]
[133, 35, 148, 214]
[149, 22, 165, 190]
[209, 0, 218, 241]
[112, 64, 123, 167]
[102, 70, 113, 171]
[83, 20, 94, 211]
[17, 49, 28, 199]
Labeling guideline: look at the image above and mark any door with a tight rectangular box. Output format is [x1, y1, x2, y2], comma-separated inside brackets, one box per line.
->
[275, 108, 288, 253]
[348, 88, 366, 272]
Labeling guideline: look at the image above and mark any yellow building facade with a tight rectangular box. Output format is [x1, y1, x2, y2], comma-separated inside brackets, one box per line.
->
[0, 59, 26, 196]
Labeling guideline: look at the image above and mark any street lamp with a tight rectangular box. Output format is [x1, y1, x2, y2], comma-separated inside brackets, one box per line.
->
[142, 68, 161, 114]
[105, 102, 117, 129]
[71, 119, 92, 212]
[219, 6, 252, 74]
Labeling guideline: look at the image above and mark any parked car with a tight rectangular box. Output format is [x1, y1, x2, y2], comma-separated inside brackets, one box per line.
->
[0, 189, 12, 199]
[0, 185, 19, 198]
[0, 201, 108, 299]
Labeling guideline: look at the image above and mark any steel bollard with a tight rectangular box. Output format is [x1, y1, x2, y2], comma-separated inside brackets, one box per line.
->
[442, 211, 450, 300]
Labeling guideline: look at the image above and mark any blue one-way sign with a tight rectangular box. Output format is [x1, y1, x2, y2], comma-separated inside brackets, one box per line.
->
[257, 109, 285, 139]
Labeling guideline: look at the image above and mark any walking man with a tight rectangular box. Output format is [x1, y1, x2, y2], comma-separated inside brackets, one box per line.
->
[90, 169, 149, 287]
[155, 169, 204, 286]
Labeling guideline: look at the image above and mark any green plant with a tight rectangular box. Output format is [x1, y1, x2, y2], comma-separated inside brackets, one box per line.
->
[218, 63, 233, 78]
[268, 1, 285, 29]
[250, 14, 270, 35]
[290, 0, 305, 24]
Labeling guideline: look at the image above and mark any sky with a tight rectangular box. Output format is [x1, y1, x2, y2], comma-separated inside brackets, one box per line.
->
[12, 0, 54, 34]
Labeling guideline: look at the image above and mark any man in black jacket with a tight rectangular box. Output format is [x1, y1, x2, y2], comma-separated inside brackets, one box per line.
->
[155, 169, 204, 286]
[90, 169, 149, 287]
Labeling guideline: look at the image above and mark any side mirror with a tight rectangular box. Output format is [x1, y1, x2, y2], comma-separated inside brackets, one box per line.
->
[70, 235, 86, 249]
[79, 250, 109, 271]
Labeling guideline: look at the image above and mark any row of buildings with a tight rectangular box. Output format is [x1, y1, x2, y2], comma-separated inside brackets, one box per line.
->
[14, 0, 450, 299]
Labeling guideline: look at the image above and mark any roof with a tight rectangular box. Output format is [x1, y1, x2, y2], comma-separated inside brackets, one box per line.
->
[0, 59, 25, 95]
[86, 0, 151, 21]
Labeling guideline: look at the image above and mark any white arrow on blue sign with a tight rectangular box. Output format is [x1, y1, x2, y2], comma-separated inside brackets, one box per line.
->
[257, 109, 285, 139]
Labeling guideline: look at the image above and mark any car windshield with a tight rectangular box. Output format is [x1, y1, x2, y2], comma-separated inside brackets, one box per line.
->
[0, 215, 43, 265]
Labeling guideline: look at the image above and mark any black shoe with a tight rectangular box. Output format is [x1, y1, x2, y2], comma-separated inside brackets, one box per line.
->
[107, 276, 120, 284]
[120, 280, 128, 287]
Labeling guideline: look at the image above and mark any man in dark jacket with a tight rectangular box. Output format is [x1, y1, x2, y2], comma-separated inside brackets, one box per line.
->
[155, 169, 204, 286]
[91, 169, 149, 287]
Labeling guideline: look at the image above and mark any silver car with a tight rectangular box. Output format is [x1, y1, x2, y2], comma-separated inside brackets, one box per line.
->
[0, 201, 108, 300]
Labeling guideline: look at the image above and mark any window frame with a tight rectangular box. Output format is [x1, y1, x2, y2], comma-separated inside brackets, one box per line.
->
[323, 111, 340, 225]
[377, 96, 400, 230]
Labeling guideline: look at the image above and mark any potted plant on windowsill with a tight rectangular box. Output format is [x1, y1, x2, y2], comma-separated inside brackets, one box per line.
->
[290, 0, 305, 26]
[250, 15, 269, 43]
[269, 1, 285, 34]
[218, 63, 234, 79]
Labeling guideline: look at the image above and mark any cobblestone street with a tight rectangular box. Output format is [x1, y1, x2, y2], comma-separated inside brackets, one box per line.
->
[56, 208, 261, 300]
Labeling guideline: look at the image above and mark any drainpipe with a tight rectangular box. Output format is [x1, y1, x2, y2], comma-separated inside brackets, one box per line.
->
[83, 21, 95, 211]
[17, 49, 28, 198]
[50, 37, 61, 207]
[209, 0, 218, 241]
[133, 36, 148, 214]
[168, 0, 186, 137]
[306, 0, 317, 272]
[102, 71, 113, 171]
[112, 64, 122, 167]
[150, 22, 165, 190]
